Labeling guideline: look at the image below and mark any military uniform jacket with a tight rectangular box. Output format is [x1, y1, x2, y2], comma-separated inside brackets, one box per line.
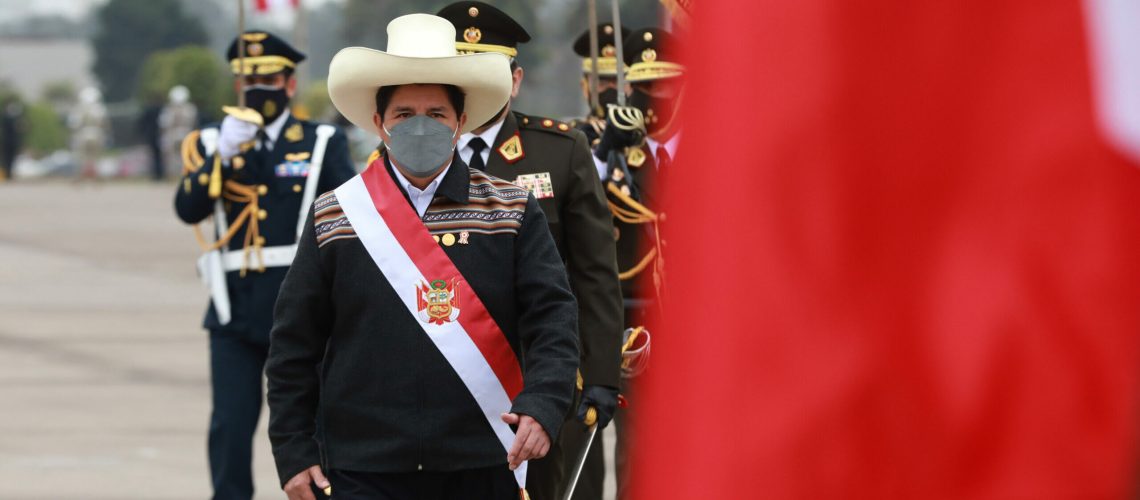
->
[606, 143, 663, 306]
[265, 157, 579, 485]
[484, 111, 622, 390]
[174, 114, 356, 342]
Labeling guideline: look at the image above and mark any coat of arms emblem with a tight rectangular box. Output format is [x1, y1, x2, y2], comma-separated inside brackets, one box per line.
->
[416, 278, 461, 325]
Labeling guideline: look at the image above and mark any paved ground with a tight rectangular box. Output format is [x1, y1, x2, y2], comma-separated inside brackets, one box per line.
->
[0, 180, 616, 499]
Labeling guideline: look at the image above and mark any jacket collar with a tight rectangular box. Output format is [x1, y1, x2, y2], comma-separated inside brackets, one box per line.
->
[485, 111, 520, 173]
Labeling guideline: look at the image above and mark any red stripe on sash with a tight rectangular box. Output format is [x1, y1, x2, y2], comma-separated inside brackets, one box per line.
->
[362, 160, 524, 399]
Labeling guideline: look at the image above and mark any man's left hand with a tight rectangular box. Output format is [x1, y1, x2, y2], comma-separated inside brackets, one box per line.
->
[501, 412, 550, 470]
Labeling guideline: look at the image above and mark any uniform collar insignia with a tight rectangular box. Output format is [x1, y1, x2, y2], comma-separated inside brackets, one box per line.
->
[285, 122, 304, 142]
[626, 146, 646, 167]
[498, 133, 525, 163]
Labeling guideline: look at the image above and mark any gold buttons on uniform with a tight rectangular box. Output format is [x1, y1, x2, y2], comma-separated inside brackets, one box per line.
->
[432, 234, 441, 244]
[293, 184, 302, 193]
[257, 184, 268, 196]
[441, 233, 457, 246]
[198, 173, 209, 185]
[255, 236, 266, 246]
[257, 209, 268, 220]
[232, 156, 245, 169]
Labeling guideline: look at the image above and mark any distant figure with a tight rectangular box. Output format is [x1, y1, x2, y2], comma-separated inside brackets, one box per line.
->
[0, 100, 24, 182]
[158, 85, 197, 180]
[69, 87, 110, 180]
[139, 97, 164, 181]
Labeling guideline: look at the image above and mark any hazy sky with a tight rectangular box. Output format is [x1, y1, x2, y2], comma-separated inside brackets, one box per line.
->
[0, 0, 343, 23]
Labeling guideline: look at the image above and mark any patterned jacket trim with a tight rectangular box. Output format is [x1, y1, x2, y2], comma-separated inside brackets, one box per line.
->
[313, 169, 531, 245]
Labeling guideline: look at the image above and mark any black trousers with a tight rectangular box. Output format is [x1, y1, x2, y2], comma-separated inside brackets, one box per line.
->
[208, 329, 269, 500]
[329, 466, 518, 500]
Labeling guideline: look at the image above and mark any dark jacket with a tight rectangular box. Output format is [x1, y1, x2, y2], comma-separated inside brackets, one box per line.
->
[606, 143, 662, 305]
[485, 111, 622, 389]
[266, 156, 579, 486]
[173, 114, 356, 342]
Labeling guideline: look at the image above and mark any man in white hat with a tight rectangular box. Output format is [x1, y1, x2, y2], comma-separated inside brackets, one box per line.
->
[266, 13, 579, 500]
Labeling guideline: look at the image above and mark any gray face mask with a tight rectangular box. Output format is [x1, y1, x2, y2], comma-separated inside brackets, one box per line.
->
[383, 115, 459, 176]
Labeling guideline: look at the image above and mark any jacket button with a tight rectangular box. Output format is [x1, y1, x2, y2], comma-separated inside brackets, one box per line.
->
[293, 184, 302, 193]
[232, 156, 245, 169]
[257, 209, 268, 220]
[417, 464, 423, 471]
[257, 184, 268, 196]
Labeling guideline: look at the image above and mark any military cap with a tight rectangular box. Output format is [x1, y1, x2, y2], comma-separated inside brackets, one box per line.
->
[573, 23, 631, 76]
[435, 1, 531, 58]
[226, 30, 306, 76]
[623, 28, 684, 82]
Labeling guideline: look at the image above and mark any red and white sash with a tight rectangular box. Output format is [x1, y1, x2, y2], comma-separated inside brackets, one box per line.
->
[334, 160, 527, 487]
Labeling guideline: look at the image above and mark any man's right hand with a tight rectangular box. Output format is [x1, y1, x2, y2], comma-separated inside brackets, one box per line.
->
[217, 115, 260, 161]
[284, 464, 330, 500]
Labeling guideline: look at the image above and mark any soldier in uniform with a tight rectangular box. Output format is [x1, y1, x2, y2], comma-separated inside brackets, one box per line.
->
[435, 3, 624, 499]
[569, 22, 630, 162]
[592, 27, 685, 500]
[69, 87, 109, 181]
[160, 85, 198, 181]
[173, 31, 355, 500]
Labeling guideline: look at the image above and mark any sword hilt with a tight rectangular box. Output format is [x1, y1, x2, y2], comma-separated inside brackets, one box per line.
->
[584, 406, 598, 426]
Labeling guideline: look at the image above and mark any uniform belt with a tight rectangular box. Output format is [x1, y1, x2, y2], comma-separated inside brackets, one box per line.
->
[221, 244, 298, 271]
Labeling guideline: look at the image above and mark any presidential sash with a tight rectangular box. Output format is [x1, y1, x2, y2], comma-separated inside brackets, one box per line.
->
[334, 161, 527, 488]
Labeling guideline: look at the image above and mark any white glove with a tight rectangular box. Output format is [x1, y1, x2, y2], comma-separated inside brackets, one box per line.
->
[217, 115, 260, 161]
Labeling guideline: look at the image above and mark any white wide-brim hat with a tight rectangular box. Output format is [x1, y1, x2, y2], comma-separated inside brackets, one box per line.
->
[328, 13, 512, 135]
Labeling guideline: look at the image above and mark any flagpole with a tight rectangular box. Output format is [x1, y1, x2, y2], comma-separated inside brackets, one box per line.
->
[586, 0, 600, 114]
[237, 0, 246, 108]
[294, 0, 309, 93]
[611, 0, 626, 106]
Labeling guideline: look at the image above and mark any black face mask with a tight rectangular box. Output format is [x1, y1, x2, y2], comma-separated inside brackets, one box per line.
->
[592, 88, 619, 117]
[244, 84, 289, 123]
[629, 87, 678, 137]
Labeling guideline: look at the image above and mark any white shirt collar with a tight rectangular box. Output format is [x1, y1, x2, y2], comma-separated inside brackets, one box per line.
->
[390, 159, 452, 217]
[262, 110, 292, 147]
[458, 118, 505, 165]
[645, 131, 681, 164]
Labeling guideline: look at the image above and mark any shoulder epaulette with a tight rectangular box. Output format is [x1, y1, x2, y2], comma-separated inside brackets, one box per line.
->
[517, 113, 576, 138]
[180, 130, 204, 174]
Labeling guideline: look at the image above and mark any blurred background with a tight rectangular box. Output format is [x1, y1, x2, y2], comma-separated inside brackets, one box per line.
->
[0, 1, 668, 498]
[0, 0, 663, 181]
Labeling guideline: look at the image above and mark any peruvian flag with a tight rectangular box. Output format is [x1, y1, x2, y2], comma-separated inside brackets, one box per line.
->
[635, 0, 1140, 498]
[253, 0, 298, 12]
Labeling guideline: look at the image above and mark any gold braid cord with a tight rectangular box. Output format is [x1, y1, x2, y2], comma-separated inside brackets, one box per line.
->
[180, 131, 204, 174]
[180, 131, 264, 276]
[606, 182, 664, 292]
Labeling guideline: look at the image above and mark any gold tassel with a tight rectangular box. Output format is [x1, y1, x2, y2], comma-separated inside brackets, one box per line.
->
[208, 155, 223, 199]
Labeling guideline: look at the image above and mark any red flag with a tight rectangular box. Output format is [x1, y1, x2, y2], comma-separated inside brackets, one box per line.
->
[635, 0, 1140, 498]
[253, 0, 299, 12]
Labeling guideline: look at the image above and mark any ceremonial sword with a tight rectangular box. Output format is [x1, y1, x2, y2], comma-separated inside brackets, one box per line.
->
[562, 406, 599, 500]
